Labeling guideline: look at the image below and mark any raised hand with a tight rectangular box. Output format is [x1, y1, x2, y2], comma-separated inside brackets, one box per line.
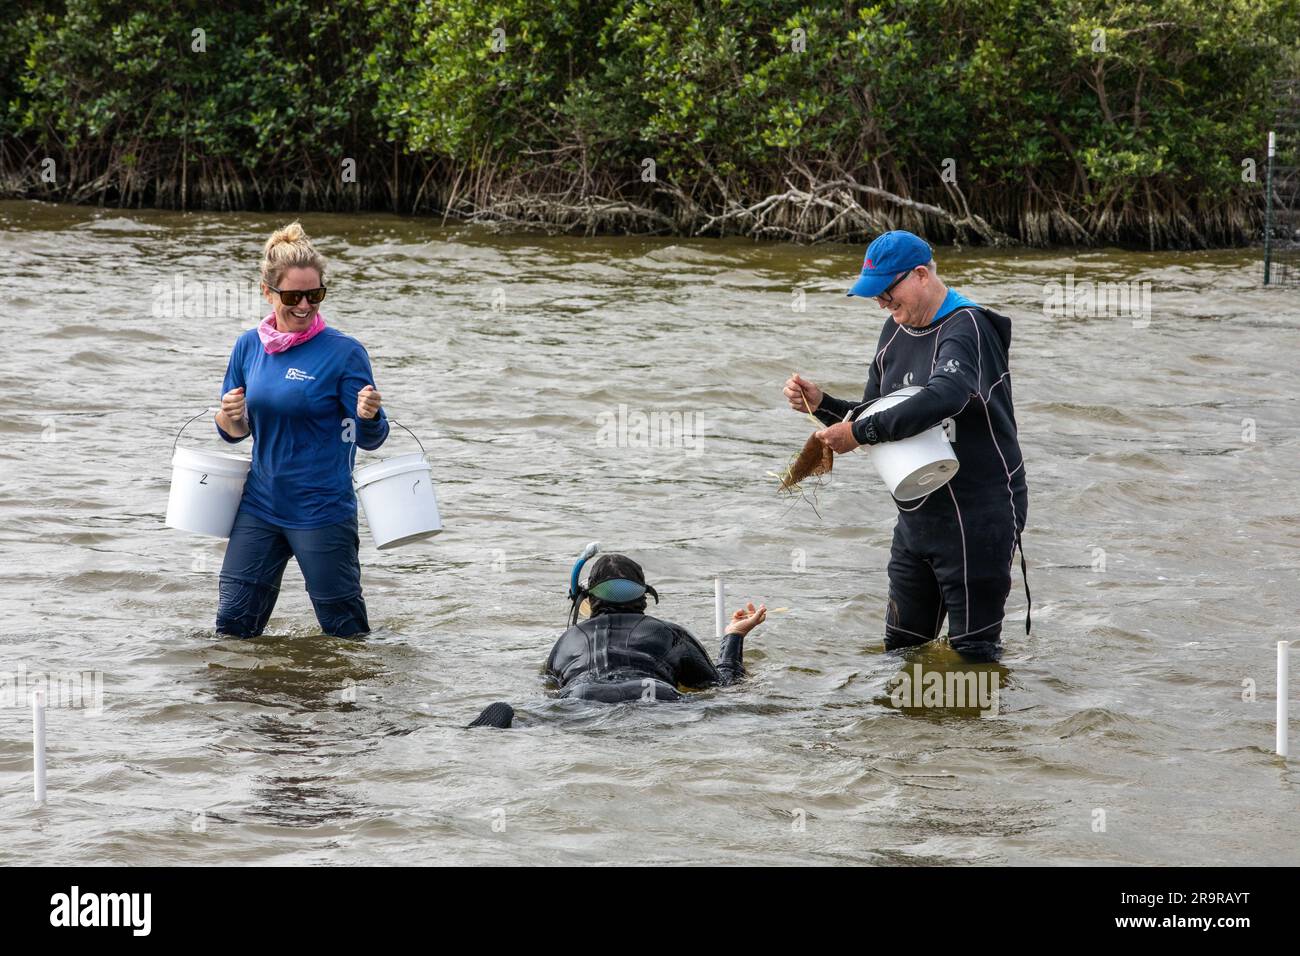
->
[728, 602, 768, 637]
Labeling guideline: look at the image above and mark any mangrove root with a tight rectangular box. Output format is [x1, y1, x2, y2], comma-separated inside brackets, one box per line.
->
[778, 432, 834, 493]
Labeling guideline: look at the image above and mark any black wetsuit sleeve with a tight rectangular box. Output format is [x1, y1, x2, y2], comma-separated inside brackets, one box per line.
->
[714, 632, 746, 685]
[813, 393, 855, 427]
[865, 310, 982, 443]
[669, 626, 747, 688]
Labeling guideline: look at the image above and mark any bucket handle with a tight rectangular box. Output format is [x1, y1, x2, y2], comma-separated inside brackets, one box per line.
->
[387, 420, 427, 456]
[172, 407, 221, 458]
[351, 419, 428, 474]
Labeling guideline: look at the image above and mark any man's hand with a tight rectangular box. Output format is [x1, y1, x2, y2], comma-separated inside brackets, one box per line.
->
[815, 421, 860, 455]
[728, 602, 767, 637]
[783, 373, 823, 414]
[358, 384, 383, 420]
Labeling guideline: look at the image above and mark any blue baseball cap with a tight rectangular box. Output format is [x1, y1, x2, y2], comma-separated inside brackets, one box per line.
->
[846, 230, 934, 298]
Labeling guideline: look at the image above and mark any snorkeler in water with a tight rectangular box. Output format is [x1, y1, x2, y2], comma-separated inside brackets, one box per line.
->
[468, 545, 766, 728]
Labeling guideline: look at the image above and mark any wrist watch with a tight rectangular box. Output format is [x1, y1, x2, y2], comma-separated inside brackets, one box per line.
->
[854, 414, 880, 446]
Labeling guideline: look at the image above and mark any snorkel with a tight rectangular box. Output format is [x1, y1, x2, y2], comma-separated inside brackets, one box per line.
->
[567, 542, 601, 627]
[569, 541, 600, 602]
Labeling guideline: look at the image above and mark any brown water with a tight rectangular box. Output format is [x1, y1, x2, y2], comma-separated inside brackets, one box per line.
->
[0, 199, 1296, 865]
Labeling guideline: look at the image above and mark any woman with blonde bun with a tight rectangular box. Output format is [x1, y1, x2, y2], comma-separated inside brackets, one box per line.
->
[213, 222, 389, 638]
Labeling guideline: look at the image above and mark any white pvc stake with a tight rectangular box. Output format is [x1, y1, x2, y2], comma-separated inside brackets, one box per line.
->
[33, 689, 47, 804]
[1278, 641, 1289, 759]
[714, 577, 726, 639]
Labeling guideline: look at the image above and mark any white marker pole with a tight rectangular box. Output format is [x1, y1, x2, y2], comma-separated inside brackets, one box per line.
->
[714, 577, 726, 639]
[1277, 641, 1289, 759]
[33, 689, 47, 804]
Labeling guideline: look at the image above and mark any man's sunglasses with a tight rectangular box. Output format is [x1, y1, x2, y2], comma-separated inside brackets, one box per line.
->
[875, 268, 916, 305]
[267, 284, 327, 307]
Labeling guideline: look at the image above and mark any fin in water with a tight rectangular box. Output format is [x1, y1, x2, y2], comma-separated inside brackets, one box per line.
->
[467, 701, 515, 729]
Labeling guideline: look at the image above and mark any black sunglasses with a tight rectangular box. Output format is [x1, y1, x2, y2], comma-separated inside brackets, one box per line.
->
[875, 269, 915, 305]
[267, 284, 327, 307]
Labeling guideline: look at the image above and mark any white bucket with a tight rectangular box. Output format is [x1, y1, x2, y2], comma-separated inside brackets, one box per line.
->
[853, 385, 959, 501]
[166, 445, 251, 538]
[353, 451, 442, 550]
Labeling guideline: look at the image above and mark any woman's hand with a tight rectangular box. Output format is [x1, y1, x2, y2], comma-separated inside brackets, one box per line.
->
[728, 602, 768, 637]
[783, 373, 823, 413]
[357, 384, 382, 420]
[221, 386, 246, 423]
[216, 387, 249, 437]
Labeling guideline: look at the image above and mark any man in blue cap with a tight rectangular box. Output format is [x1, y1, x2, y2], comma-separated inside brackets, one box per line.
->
[782, 230, 1029, 662]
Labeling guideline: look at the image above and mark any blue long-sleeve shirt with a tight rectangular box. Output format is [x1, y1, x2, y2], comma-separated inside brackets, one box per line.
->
[217, 326, 389, 529]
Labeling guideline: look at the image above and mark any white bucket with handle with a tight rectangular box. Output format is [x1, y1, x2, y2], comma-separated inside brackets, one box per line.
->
[353, 422, 442, 550]
[165, 409, 252, 538]
[851, 385, 958, 501]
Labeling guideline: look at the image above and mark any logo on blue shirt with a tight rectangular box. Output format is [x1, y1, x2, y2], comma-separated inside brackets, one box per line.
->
[285, 368, 316, 381]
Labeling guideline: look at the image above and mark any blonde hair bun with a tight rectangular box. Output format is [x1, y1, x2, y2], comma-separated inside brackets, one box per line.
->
[260, 221, 326, 287]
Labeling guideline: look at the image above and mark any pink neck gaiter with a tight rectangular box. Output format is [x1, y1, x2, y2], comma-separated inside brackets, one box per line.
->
[258, 311, 326, 354]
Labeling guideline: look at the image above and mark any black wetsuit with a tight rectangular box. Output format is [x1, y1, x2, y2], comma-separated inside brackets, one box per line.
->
[814, 297, 1029, 661]
[544, 612, 746, 702]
